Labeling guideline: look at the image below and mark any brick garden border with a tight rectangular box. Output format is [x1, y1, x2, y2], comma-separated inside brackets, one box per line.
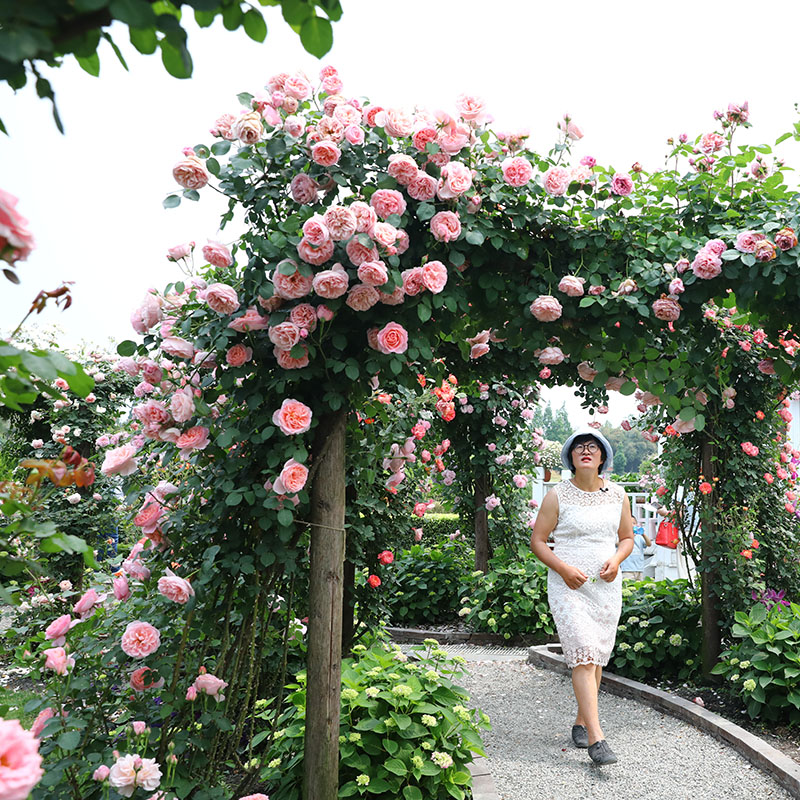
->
[528, 643, 800, 798]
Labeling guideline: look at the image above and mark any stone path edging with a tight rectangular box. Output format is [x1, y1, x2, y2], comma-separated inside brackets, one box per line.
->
[528, 643, 800, 798]
[467, 756, 501, 800]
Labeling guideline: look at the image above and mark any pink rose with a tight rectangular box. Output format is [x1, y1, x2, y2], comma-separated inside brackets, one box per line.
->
[437, 161, 472, 198]
[73, 588, 99, 618]
[401, 267, 425, 296]
[296, 238, 335, 268]
[538, 347, 565, 365]
[284, 73, 312, 99]
[161, 336, 194, 360]
[470, 343, 490, 359]
[345, 237, 379, 267]
[735, 230, 765, 253]
[388, 154, 419, 185]
[610, 173, 634, 196]
[130, 667, 164, 692]
[166, 242, 193, 261]
[691, 248, 722, 280]
[652, 296, 682, 321]
[290, 174, 319, 205]
[101, 444, 139, 477]
[43, 646, 74, 675]
[93, 764, 110, 781]
[543, 166, 570, 196]
[45, 614, 72, 647]
[698, 132, 725, 154]
[557, 275, 585, 297]
[109, 753, 162, 796]
[172, 151, 210, 190]
[0, 719, 43, 798]
[379, 285, 405, 305]
[186, 685, 198, 701]
[233, 111, 263, 144]
[775, 227, 798, 251]
[344, 124, 365, 145]
[754, 240, 777, 262]
[757, 359, 776, 375]
[412, 125, 437, 151]
[170, 390, 195, 423]
[349, 201, 377, 233]
[193, 673, 228, 700]
[588, 284, 605, 295]
[376, 322, 409, 354]
[370, 221, 397, 248]
[205, 283, 240, 314]
[513, 474, 529, 489]
[421, 260, 448, 294]
[228, 307, 270, 332]
[275, 260, 316, 296]
[357, 260, 388, 287]
[430, 211, 461, 243]
[0, 189, 35, 265]
[113, 575, 131, 602]
[31, 707, 55, 739]
[284, 114, 306, 138]
[530, 295, 563, 322]
[121, 621, 161, 658]
[302, 215, 330, 247]
[705, 238, 727, 256]
[176, 426, 210, 458]
[225, 344, 253, 367]
[275, 458, 309, 494]
[577, 361, 598, 382]
[311, 141, 341, 166]
[313, 263, 350, 298]
[289, 303, 317, 332]
[558, 116, 583, 140]
[669, 278, 685, 295]
[370, 189, 407, 220]
[273, 399, 313, 435]
[455, 93, 486, 121]
[157, 568, 195, 604]
[321, 206, 357, 242]
[437, 127, 469, 155]
[346, 283, 380, 311]
[501, 157, 533, 187]
[202, 241, 233, 268]
[406, 171, 438, 201]
[317, 304, 335, 321]
[268, 321, 302, 350]
[130, 294, 163, 335]
[275, 345, 309, 370]
[383, 108, 414, 138]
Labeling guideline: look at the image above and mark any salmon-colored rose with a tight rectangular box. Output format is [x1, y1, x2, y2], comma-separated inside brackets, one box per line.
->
[421, 260, 448, 294]
[157, 568, 195, 604]
[228, 307, 269, 332]
[273, 399, 313, 435]
[322, 206, 357, 241]
[311, 141, 341, 166]
[176, 426, 210, 458]
[205, 283, 239, 314]
[173, 151, 210, 190]
[376, 322, 408, 355]
[120, 621, 161, 658]
[225, 344, 253, 367]
[275, 458, 309, 494]
[346, 284, 380, 311]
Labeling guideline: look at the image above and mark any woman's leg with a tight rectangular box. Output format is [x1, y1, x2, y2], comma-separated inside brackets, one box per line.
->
[572, 664, 604, 744]
[574, 666, 602, 725]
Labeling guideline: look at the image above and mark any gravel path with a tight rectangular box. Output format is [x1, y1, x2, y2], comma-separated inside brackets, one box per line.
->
[453, 655, 794, 800]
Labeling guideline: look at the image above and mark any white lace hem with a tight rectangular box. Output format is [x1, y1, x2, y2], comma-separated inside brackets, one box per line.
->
[562, 645, 610, 669]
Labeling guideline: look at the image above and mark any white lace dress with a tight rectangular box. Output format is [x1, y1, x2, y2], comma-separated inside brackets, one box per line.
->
[547, 479, 625, 669]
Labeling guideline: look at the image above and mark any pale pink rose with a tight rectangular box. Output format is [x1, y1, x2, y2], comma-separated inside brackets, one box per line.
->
[652, 296, 682, 321]
[558, 275, 585, 297]
[370, 222, 397, 248]
[558, 116, 583, 140]
[388, 154, 419, 185]
[430, 211, 461, 243]
[101, 444, 139, 477]
[501, 157, 533, 187]
[470, 343, 490, 359]
[370, 189, 407, 220]
[275, 458, 309, 494]
[166, 242, 194, 261]
[513, 474, 529, 489]
[0, 719, 43, 798]
[290, 174, 319, 205]
[613, 278, 638, 296]
[377, 322, 409, 354]
[45, 614, 72, 647]
[302, 215, 329, 247]
[401, 267, 425, 296]
[317, 304, 335, 321]
[123, 558, 151, 581]
[170, 391, 194, 423]
[669, 278, 685, 294]
[210, 112, 237, 140]
[588, 284, 605, 295]
[204, 283, 240, 315]
[121, 621, 161, 659]
[228, 307, 270, 332]
[610, 173, 634, 196]
[296, 237, 335, 267]
[345, 237, 379, 267]
[378, 285, 405, 305]
[131, 294, 163, 335]
[422, 260, 448, 294]
[172, 151, 210, 190]
[109, 753, 162, 797]
[437, 161, 472, 199]
[140, 360, 163, 384]
[698, 132, 725, 154]
[543, 166, 570, 196]
[349, 201, 377, 233]
[357, 261, 388, 287]
[455, 93, 486, 121]
[73, 588, 100, 619]
[466, 330, 490, 347]
[406, 171, 438, 201]
[273, 399, 313, 435]
[333, 104, 361, 127]
[201, 241, 232, 269]
[311, 141, 341, 166]
[346, 283, 380, 311]
[176, 426, 210, 458]
[437, 126, 470, 155]
[114, 575, 131, 602]
[577, 361, 598, 382]
[233, 111, 263, 144]
[93, 764, 111, 781]
[268, 321, 302, 350]
[412, 125, 437, 151]
[193, 673, 228, 700]
[157, 569, 195, 604]
[289, 303, 317, 332]
[43, 646, 74, 675]
[0, 189, 35, 265]
[225, 344, 253, 367]
[282, 73, 311, 99]
[530, 295, 563, 322]
[323, 206, 358, 241]
[31, 707, 55, 739]
[31, 438, 44, 449]
[538, 347, 565, 365]
[758, 358, 776, 375]
[570, 165, 593, 184]
[313, 263, 350, 298]
[383, 108, 414, 137]
[735, 230, 765, 253]
[283, 114, 306, 138]
[275, 345, 309, 369]
[344, 124, 365, 145]
[161, 337, 194, 360]
[691, 248, 723, 280]
[704, 238, 727, 256]
[317, 116, 345, 142]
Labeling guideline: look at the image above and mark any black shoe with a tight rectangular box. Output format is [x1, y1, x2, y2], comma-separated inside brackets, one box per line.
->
[571, 725, 589, 748]
[588, 739, 618, 765]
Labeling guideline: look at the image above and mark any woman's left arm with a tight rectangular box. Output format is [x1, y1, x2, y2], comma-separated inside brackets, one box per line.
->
[600, 493, 635, 582]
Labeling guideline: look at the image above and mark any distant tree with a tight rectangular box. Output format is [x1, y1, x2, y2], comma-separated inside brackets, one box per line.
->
[601, 423, 656, 473]
[533, 401, 572, 445]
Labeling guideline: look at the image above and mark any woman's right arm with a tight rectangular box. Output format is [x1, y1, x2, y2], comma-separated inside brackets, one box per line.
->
[529, 489, 588, 590]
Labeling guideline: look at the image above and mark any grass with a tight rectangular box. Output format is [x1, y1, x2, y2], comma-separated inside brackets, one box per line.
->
[0, 684, 40, 727]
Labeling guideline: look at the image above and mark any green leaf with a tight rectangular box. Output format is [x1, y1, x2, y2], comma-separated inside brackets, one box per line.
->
[384, 758, 406, 776]
[403, 788, 423, 800]
[117, 340, 137, 357]
[110, 0, 158, 27]
[282, 0, 312, 25]
[129, 25, 158, 54]
[277, 509, 293, 527]
[76, 52, 101, 76]
[243, 8, 267, 41]
[57, 730, 81, 751]
[163, 194, 181, 209]
[299, 15, 333, 58]
[465, 229, 484, 245]
[160, 37, 193, 79]
[749, 603, 768, 624]
[417, 303, 432, 323]
[416, 203, 436, 221]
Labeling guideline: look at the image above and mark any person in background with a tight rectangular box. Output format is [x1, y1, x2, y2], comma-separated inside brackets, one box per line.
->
[620, 518, 651, 580]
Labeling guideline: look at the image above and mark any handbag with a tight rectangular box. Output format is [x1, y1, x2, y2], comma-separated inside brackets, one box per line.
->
[655, 519, 680, 549]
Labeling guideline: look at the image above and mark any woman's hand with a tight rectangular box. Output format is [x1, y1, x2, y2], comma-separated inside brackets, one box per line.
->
[560, 565, 589, 590]
[599, 559, 619, 582]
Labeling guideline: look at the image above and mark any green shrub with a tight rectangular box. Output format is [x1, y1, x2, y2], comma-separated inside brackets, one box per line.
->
[384, 543, 472, 625]
[711, 601, 800, 722]
[418, 514, 461, 547]
[260, 638, 490, 800]
[458, 547, 554, 640]
[611, 579, 701, 681]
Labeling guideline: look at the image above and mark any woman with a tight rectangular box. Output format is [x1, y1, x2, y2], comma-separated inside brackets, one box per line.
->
[620, 519, 652, 579]
[530, 427, 634, 765]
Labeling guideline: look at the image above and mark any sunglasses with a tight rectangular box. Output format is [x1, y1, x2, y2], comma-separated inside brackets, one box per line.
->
[573, 442, 600, 454]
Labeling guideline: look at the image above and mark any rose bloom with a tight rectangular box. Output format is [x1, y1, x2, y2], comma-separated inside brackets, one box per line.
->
[698, 132, 725, 154]
[349, 201, 377, 233]
[691, 248, 723, 280]
[421, 260, 448, 294]
[430, 211, 461, 243]
[412, 124, 437, 151]
[401, 266, 425, 296]
[130, 666, 164, 692]
[382, 108, 414, 137]
[734, 230, 765, 253]
[158, 569, 195, 604]
[43, 646, 74, 675]
[45, 614, 72, 647]
[437, 161, 473, 198]
[775, 227, 798, 251]
[176, 426, 210, 458]
[121, 621, 161, 658]
[367, 574, 381, 588]
[273, 398, 313, 435]
[114, 575, 131, 601]
[311, 140, 341, 167]
[558, 275, 585, 297]
[370, 189, 407, 220]
[275, 344, 309, 370]
[130, 294, 163, 335]
[268, 321, 302, 350]
[0, 189, 35, 265]
[323, 206, 357, 241]
[758, 358, 776, 375]
[193, 673, 228, 701]
[754, 240, 777, 262]
[538, 346, 565, 365]
[275, 260, 316, 297]
[388, 154, 419, 185]
[201, 240, 233, 269]
[344, 124, 365, 145]
[379, 285, 405, 305]
[366, 328, 380, 351]
[73, 588, 99, 618]
[313, 264, 350, 299]
[290, 173, 319, 205]
[530, 295, 563, 322]
[101, 444, 139, 477]
[302, 215, 329, 247]
[296, 237, 335, 268]
[31, 707, 57, 739]
[0, 719, 44, 799]
[377, 322, 409, 355]
[109, 753, 162, 798]
[345, 237, 379, 267]
[652, 297, 682, 321]
[275, 458, 309, 493]
[501, 156, 533, 187]
[357, 260, 388, 287]
[284, 114, 306, 138]
[371, 221, 397, 248]
[542, 166, 570, 196]
[172, 151, 210, 190]
[577, 361, 598, 382]
[610, 172, 634, 196]
[161, 336, 194, 359]
[228, 307, 269, 332]
[233, 111, 263, 144]
[406, 171, 438, 201]
[283, 73, 311, 99]
[205, 283, 240, 314]
[669, 278, 685, 295]
[289, 303, 317, 332]
[346, 283, 380, 311]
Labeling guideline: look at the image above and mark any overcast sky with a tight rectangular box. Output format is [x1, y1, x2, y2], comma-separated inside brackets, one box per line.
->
[2, 0, 799, 425]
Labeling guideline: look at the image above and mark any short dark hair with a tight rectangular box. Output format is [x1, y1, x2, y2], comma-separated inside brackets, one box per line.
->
[568, 434, 607, 473]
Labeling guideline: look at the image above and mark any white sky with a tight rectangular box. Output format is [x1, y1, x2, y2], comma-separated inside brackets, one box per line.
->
[2, 0, 799, 426]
